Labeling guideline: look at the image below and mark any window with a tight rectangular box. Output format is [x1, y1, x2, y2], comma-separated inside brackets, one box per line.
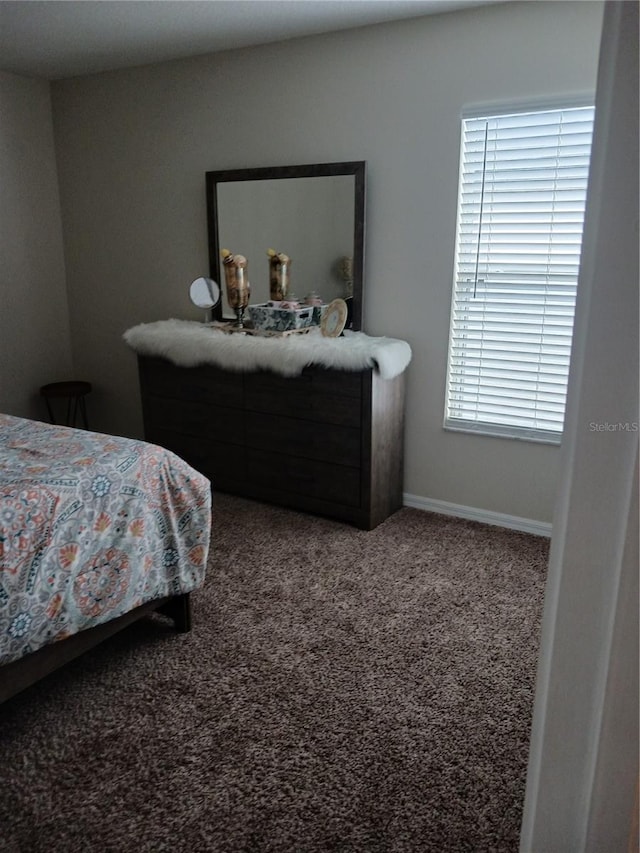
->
[445, 105, 595, 442]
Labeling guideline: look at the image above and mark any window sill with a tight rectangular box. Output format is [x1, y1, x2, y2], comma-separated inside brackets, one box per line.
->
[443, 421, 562, 446]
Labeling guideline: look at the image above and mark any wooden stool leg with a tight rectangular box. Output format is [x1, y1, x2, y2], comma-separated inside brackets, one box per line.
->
[40, 382, 92, 428]
[79, 396, 89, 429]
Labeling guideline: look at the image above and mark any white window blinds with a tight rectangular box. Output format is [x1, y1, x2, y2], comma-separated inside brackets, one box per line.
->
[445, 105, 595, 442]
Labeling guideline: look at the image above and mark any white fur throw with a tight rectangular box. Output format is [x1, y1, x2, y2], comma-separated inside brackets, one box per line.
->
[124, 319, 411, 380]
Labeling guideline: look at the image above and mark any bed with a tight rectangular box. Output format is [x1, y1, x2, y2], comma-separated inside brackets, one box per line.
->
[0, 413, 212, 703]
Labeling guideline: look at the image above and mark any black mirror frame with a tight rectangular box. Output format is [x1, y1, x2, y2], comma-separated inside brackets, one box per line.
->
[206, 161, 366, 330]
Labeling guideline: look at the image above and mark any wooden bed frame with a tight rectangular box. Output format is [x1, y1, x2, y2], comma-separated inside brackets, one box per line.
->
[0, 592, 191, 704]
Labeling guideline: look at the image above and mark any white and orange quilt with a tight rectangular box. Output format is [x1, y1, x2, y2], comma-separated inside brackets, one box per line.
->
[0, 414, 211, 666]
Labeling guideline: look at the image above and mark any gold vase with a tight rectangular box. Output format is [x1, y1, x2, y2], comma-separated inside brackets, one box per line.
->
[222, 253, 250, 327]
[268, 253, 291, 301]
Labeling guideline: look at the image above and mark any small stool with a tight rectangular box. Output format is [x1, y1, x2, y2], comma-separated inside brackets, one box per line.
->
[40, 381, 92, 429]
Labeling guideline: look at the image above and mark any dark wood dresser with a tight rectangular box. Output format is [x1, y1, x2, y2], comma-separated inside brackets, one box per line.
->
[137, 356, 405, 530]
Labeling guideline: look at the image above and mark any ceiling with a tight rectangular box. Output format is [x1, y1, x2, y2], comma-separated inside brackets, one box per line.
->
[0, 0, 504, 81]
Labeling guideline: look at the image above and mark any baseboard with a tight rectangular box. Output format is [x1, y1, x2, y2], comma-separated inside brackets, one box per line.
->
[402, 493, 552, 538]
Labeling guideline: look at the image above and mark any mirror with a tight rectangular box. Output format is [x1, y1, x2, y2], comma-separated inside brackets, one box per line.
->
[189, 276, 220, 322]
[206, 162, 366, 330]
[190, 277, 220, 309]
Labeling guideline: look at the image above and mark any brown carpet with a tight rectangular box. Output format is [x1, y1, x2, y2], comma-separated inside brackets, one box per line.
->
[0, 493, 548, 853]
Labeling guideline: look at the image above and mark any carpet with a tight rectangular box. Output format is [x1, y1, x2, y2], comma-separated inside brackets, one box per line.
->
[0, 493, 549, 852]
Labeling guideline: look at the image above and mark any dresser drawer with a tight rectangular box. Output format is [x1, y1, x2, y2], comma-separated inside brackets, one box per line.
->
[245, 367, 362, 398]
[244, 380, 361, 427]
[245, 414, 360, 467]
[139, 357, 242, 408]
[144, 427, 242, 485]
[143, 396, 243, 443]
[246, 450, 361, 508]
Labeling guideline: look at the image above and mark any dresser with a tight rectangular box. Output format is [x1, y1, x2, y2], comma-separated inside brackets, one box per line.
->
[137, 356, 405, 530]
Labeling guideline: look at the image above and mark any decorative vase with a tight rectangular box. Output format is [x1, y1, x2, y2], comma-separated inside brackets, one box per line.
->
[221, 250, 250, 327]
[337, 256, 354, 298]
[267, 249, 291, 301]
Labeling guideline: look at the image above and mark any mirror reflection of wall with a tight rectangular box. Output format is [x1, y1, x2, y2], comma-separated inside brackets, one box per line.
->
[217, 175, 355, 317]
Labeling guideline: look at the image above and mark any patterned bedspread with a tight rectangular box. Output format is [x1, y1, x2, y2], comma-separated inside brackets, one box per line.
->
[0, 414, 211, 667]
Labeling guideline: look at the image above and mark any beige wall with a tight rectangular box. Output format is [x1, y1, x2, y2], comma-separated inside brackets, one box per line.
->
[51, 1, 603, 523]
[0, 71, 72, 420]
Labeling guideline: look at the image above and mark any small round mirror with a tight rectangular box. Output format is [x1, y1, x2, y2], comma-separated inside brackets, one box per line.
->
[190, 277, 220, 309]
